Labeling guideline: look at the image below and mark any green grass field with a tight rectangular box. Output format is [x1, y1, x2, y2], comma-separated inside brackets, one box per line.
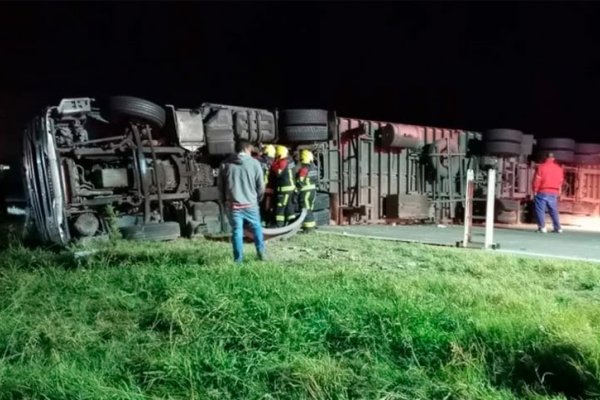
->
[0, 227, 599, 399]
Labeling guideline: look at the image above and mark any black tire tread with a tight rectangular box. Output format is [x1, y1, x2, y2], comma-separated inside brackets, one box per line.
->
[496, 211, 517, 224]
[485, 129, 524, 144]
[574, 154, 600, 165]
[313, 209, 331, 226]
[281, 125, 329, 142]
[280, 109, 328, 126]
[483, 141, 521, 156]
[534, 150, 575, 164]
[575, 143, 600, 155]
[313, 192, 330, 212]
[107, 96, 166, 128]
[536, 138, 576, 151]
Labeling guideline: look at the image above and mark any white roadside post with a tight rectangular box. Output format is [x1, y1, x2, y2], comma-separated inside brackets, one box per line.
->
[462, 169, 474, 247]
[484, 169, 496, 249]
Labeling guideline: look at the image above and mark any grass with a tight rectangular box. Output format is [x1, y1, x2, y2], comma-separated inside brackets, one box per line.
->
[0, 224, 600, 399]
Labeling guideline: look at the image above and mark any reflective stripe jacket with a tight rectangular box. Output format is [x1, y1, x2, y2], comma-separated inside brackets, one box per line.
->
[258, 155, 273, 187]
[270, 158, 296, 193]
[296, 163, 317, 192]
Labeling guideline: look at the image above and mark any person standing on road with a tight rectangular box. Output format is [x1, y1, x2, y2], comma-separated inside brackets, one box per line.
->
[217, 140, 266, 263]
[532, 152, 564, 233]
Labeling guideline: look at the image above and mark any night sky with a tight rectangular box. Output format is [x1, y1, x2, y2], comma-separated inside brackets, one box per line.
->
[1, 2, 600, 162]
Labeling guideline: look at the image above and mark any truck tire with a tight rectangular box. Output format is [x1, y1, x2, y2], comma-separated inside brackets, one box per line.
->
[313, 209, 331, 226]
[575, 143, 600, 155]
[106, 96, 166, 128]
[496, 210, 517, 224]
[313, 192, 330, 212]
[280, 109, 328, 126]
[497, 198, 520, 212]
[120, 221, 181, 241]
[536, 138, 576, 151]
[281, 125, 329, 142]
[484, 129, 523, 144]
[483, 141, 521, 157]
[534, 150, 574, 164]
[574, 154, 600, 165]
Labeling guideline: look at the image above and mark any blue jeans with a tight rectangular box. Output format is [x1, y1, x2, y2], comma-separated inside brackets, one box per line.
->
[227, 206, 265, 262]
[534, 193, 561, 231]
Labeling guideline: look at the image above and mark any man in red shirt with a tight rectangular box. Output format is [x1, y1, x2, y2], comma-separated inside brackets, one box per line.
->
[532, 152, 564, 233]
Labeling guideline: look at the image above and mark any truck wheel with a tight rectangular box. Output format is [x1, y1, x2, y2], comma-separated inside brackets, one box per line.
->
[313, 192, 330, 212]
[484, 129, 523, 144]
[106, 96, 166, 128]
[497, 198, 520, 212]
[280, 109, 328, 126]
[575, 143, 600, 155]
[483, 141, 521, 157]
[574, 154, 600, 165]
[313, 209, 331, 226]
[280, 125, 329, 142]
[496, 210, 517, 224]
[534, 150, 574, 164]
[536, 138, 576, 151]
[120, 221, 181, 241]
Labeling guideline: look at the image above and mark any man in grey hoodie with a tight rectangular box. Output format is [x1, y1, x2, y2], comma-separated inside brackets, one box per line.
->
[217, 140, 266, 262]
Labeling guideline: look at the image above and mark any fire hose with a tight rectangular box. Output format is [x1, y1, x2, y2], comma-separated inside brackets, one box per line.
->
[244, 208, 308, 241]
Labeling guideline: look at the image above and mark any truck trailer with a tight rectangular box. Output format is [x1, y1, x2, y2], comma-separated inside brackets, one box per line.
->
[20, 96, 600, 246]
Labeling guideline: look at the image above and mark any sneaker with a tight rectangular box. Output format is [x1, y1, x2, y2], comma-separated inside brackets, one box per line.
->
[537, 227, 547, 233]
[257, 252, 266, 261]
[553, 228, 563, 233]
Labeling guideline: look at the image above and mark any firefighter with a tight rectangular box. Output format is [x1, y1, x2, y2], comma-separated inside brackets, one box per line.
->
[296, 149, 318, 231]
[258, 144, 276, 225]
[270, 145, 296, 227]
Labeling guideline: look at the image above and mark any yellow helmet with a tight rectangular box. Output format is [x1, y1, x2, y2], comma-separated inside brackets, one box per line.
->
[275, 145, 289, 159]
[299, 149, 314, 164]
[263, 144, 276, 158]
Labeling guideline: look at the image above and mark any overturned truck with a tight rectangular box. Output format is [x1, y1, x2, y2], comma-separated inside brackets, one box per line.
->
[22, 96, 323, 245]
[22, 96, 600, 246]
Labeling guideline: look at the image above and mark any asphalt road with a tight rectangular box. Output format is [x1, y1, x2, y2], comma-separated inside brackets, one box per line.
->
[319, 224, 600, 263]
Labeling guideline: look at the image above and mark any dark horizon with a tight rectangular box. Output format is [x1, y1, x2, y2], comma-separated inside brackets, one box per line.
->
[1, 2, 600, 161]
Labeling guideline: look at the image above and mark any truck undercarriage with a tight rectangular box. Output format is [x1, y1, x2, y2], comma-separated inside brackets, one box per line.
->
[22, 96, 286, 245]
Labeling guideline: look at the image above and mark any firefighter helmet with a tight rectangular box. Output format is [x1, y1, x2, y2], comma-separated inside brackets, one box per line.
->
[299, 149, 314, 164]
[275, 145, 289, 159]
[263, 144, 276, 158]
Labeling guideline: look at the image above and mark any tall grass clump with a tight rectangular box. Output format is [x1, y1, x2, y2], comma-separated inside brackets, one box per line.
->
[0, 231, 599, 399]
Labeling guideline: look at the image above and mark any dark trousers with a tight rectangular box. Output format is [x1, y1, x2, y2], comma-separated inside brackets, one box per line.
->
[299, 190, 316, 230]
[534, 192, 561, 231]
[275, 192, 295, 227]
[260, 193, 273, 226]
